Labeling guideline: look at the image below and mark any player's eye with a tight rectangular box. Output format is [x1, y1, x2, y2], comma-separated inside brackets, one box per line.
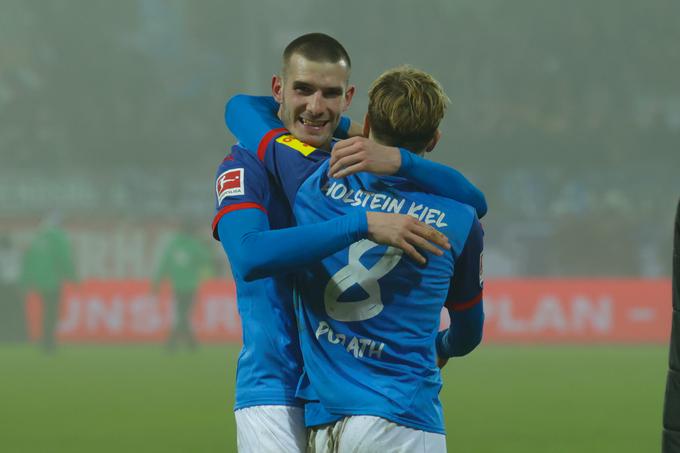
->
[323, 89, 343, 98]
[293, 83, 315, 95]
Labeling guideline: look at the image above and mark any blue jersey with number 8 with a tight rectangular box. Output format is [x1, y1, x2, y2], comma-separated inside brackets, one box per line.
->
[254, 130, 483, 434]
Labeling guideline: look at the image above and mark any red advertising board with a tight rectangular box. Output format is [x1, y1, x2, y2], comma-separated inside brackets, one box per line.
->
[26, 279, 241, 343]
[26, 278, 672, 344]
[447, 278, 671, 343]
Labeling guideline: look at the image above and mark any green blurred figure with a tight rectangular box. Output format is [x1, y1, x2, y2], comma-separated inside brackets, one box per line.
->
[20, 215, 76, 353]
[154, 222, 215, 352]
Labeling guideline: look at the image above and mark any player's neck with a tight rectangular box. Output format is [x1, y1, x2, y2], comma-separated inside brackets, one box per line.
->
[368, 132, 426, 157]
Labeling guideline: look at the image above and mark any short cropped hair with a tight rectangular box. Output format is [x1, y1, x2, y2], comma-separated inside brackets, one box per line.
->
[368, 66, 450, 152]
[282, 33, 351, 74]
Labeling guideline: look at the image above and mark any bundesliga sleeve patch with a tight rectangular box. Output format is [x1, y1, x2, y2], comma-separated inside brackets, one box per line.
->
[216, 168, 244, 204]
[275, 134, 316, 156]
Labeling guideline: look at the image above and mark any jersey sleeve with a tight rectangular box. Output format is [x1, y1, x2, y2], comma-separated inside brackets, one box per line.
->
[445, 216, 484, 310]
[225, 94, 352, 151]
[217, 207, 367, 282]
[213, 146, 369, 282]
[436, 216, 485, 358]
[211, 149, 269, 240]
[225, 95, 281, 152]
[396, 148, 488, 218]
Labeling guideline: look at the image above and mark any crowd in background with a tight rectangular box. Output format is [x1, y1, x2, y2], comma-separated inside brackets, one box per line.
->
[0, 0, 678, 279]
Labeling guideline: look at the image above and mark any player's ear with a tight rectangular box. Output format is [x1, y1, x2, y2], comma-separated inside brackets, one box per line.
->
[425, 130, 441, 153]
[272, 75, 283, 103]
[343, 84, 356, 111]
[363, 113, 371, 138]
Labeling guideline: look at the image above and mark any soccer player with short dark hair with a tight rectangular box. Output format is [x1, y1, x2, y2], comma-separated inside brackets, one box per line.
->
[215, 33, 486, 452]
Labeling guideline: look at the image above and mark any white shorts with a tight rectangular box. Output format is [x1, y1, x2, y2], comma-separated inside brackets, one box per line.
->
[307, 415, 446, 453]
[234, 405, 306, 453]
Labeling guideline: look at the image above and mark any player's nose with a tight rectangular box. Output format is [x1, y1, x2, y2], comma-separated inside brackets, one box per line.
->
[306, 92, 325, 116]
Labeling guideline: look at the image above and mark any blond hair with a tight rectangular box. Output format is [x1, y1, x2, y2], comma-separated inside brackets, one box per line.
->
[367, 66, 450, 152]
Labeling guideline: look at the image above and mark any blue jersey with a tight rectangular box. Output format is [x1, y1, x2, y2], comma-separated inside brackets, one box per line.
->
[256, 132, 484, 434]
[212, 146, 304, 410]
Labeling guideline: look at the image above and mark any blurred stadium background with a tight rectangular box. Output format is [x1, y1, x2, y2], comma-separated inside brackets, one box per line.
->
[0, 0, 678, 451]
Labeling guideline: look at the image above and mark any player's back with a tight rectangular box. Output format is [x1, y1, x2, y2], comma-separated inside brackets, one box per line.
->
[292, 160, 477, 434]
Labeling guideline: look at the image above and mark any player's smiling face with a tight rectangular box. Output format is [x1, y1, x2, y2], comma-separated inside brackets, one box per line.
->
[272, 53, 355, 150]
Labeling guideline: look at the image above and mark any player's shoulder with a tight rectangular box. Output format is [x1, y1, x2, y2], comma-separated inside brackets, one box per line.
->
[263, 132, 328, 162]
[442, 197, 477, 221]
[427, 194, 478, 241]
[415, 188, 477, 223]
[214, 146, 269, 200]
[215, 145, 265, 175]
[273, 133, 317, 156]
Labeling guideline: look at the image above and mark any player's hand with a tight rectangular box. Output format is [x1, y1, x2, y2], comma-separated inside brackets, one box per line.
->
[437, 355, 449, 369]
[366, 212, 450, 265]
[329, 137, 401, 179]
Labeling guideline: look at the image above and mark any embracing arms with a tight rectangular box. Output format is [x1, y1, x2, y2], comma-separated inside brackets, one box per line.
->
[225, 94, 487, 218]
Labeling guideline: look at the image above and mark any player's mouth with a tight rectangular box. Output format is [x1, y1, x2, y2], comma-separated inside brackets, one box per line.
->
[299, 117, 329, 132]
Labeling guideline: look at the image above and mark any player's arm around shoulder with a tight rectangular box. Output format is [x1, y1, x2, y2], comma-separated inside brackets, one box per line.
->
[225, 94, 283, 153]
[329, 137, 487, 218]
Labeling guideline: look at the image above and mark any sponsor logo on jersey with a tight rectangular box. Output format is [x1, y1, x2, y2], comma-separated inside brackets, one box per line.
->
[275, 134, 316, 156]
[216, 168, 244, 203]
